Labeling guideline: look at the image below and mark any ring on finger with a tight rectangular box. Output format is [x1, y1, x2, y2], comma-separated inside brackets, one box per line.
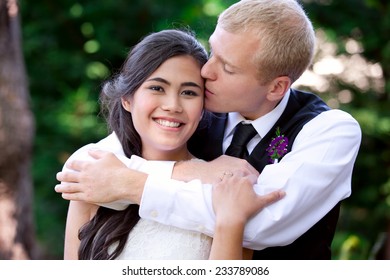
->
[220, 171, 233, 181]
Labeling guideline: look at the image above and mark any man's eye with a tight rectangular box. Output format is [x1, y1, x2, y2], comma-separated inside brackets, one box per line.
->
[224, 68, 234, 74]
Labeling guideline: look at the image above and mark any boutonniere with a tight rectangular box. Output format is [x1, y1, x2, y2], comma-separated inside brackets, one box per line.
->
[266, 127, 288, 164]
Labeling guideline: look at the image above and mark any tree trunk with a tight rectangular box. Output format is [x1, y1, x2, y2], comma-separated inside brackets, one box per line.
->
[0, 0, 36, 259]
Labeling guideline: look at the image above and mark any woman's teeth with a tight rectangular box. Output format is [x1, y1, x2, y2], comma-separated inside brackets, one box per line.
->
[156, 119, 181, 128]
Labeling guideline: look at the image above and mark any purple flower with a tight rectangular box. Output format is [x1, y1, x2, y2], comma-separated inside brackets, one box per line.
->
[266, 127, 288, 163]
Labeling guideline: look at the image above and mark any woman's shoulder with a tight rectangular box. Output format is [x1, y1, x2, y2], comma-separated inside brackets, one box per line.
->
[61, 132, 124, 172]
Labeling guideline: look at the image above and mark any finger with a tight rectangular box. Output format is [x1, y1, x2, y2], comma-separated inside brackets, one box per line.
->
[54, 183, 79, 194]
[220, 170, 234, 181]
[65, 159, 90, 172]
[54, 183, 70, 193]
[55, 184, 87, 202]
[245, 163, 259, 177]
[61, 192, 82, 201]
[257, 190, 286, 207]
[233, 160, 258, 177]
[246, 173, 258, 184]
[232, 170, 244, 177]
[88, 149, 110, 159]
[56, 171, 80, 183]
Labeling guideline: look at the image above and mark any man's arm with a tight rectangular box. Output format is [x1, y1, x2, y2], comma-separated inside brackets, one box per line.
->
[55, 151, 258, 205]
[56, 150, 147, 205]
[139, 110, 361, 250]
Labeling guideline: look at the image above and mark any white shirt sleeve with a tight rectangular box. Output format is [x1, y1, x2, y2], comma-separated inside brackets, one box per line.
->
[60, 132, 177, 210]
[97, 156, 175, 210]
[139, 109, 362, 250]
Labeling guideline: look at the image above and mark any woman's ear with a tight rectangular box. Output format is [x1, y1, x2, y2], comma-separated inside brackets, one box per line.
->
[267, 76, 291, 102]
[121, 97, 132, 112]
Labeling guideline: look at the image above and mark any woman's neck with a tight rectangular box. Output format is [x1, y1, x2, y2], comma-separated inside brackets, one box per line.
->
[142, 148, 194, 162]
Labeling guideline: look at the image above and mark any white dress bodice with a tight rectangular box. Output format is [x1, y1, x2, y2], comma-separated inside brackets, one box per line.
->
[65, 133, 212, 259]
[113, 218, 212, 260]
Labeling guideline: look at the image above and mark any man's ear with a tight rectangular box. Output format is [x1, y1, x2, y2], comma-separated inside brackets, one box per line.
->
[267, 76, 291, 102]
[121, 97, 132, 112]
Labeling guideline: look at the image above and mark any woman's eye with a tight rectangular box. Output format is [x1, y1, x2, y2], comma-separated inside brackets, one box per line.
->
[181, 90, 198, 97]
[150, 86, 163, 92]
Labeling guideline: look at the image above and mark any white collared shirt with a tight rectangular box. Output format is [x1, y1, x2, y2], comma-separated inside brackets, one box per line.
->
[223, 90, 290, 154]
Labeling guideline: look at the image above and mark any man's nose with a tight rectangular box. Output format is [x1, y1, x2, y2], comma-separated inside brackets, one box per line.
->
[201, 58, 216, 80]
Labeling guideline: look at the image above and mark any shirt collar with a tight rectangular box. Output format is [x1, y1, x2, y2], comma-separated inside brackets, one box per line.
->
[225, 89, 290, 139]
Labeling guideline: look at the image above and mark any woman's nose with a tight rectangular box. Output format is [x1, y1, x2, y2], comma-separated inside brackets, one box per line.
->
[161, 95, 183, 113]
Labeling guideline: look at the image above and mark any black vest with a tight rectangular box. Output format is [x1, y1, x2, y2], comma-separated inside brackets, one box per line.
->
[188, 89, 340, 259]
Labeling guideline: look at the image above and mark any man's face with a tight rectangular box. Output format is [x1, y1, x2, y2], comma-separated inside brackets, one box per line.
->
[201, 25, 270, 120]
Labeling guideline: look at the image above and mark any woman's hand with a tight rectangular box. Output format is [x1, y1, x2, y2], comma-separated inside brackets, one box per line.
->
[212, 171, 285, 225]
[173, 155, 259, 184]
[209, 171, 285, 260]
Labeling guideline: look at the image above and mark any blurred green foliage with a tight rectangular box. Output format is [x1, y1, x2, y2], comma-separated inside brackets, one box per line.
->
[301, 0, 390, 259]
[19, 0, 389, 259]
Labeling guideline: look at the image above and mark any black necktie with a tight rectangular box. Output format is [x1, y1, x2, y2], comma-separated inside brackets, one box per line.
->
[225, 122, 257, 159]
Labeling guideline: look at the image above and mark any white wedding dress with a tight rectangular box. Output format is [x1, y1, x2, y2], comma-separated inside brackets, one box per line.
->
[113, 219, 212, 260]
[63, 133, 212, 259]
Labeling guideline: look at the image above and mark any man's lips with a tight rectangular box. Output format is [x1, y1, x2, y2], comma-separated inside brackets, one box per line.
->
[205, 88, 214, 96]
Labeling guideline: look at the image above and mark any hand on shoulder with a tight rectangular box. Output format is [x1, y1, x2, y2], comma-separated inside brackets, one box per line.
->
[172, 155, 259, 184]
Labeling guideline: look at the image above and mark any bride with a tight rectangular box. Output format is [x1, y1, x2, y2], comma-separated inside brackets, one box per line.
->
[61, 29, 283, 260]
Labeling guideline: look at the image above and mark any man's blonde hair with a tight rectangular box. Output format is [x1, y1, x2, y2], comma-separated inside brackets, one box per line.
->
[218, 0, 315, 84]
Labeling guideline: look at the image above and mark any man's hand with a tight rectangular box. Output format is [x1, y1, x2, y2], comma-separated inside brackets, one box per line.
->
[55, 150, 147, 204]
[173, 155, 259, 184]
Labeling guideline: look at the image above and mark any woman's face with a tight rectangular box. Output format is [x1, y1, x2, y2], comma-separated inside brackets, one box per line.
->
[122, 55, 204, 161]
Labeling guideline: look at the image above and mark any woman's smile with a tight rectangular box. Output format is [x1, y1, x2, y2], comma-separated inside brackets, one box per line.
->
[153, 117, 184, 128]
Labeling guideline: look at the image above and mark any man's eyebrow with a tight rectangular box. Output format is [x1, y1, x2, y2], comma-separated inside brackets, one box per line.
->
[208, 39, 239, 70]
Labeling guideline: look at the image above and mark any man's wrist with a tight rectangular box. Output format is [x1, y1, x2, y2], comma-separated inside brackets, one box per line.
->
[117, 167, 148, 205]
[172, 160, 200, 181]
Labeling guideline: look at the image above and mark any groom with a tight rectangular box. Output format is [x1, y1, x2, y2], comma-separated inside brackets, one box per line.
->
[56, 0, 361, 259]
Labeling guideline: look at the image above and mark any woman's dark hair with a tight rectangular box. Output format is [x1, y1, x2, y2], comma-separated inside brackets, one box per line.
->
[78, 29, 208, 259]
